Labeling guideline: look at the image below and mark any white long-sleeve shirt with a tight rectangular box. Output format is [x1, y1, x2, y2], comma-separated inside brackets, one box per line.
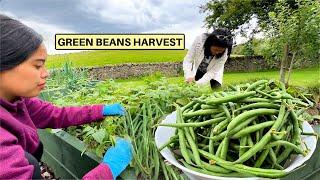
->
[183, 33, 228, 85]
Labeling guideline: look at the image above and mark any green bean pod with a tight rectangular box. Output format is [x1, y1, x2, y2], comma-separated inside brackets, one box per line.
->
[181, 101, 196, 112]
[220, 137, 230, 160]
[264, 140, 306, 155]
[234, 102, 280, 113]
[183, 109, 221, 118]
[234, 104, 286, 164]
[176, 107, 192, 164]
[158, 117, 225, 128]
[232, 121, 275, 139]
[245, 80, 268, 92]
[207, 91, 256, 105]
[227, 108, 279, 134]
[198, 149, 287, 178]
[254, 149, 270, 168]
[184, 127, 202, 166]
[201, 104, 217, 109]
[213, 119, 229, 134]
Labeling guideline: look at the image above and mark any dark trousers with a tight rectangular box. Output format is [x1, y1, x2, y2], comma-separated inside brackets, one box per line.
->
[195, 69, 221, 89]
[25, 142, 43, 179]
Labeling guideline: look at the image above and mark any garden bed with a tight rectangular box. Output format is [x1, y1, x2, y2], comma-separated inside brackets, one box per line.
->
[38, 129, 100, 179]
[38, 124, 319, 179]
[38, 69, 319, 179]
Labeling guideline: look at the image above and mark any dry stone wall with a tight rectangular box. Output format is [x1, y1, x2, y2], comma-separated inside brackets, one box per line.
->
[86, 56, 313, 80]
[87, 62, 182, 80]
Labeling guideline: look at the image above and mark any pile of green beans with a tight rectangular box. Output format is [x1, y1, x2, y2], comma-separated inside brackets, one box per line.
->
[125, 99, 186, 180]
[158, 80, 316, 178]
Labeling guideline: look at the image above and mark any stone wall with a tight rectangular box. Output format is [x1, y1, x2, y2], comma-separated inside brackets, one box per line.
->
[224, 56, 277, 72]
[87, 62, 182, 80]
[87, 56, 278, 80]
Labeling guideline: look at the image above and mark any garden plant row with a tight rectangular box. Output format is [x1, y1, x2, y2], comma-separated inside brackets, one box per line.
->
[44, 66, 317, 179]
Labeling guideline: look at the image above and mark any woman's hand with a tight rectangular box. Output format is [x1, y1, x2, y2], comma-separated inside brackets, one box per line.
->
[102, 138, 133, 178]
[102, 103, 126, 116]
[185, 77, 195, 83]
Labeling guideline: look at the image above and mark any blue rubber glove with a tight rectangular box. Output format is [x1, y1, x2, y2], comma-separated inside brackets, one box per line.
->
[102, 138, 133, 179]
[102, 103, 126, 116]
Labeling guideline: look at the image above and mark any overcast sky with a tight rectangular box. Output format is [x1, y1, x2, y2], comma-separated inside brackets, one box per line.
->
[0, 0, 250, 55]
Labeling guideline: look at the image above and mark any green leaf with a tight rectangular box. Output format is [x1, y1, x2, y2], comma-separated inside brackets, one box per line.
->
[92, 128, 106, 144]
[95, 143, 106, 158]
[175, 98, 189, 106]
[82, 126, 94, 133]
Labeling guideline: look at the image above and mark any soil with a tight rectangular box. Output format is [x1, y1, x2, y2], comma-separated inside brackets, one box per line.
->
[40, 162, 60, 180]
[309, 103, 320, 126]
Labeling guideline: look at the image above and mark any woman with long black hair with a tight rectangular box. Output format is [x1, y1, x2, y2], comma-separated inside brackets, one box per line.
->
[0, 14, 131, 180]
[183, 28, 233, 89]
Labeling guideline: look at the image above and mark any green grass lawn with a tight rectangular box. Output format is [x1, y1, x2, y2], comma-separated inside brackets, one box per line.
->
[47, 50, 319, 89]
[116, 67, 320, 89]
[47, 50, 247, 68]
[47, 50, 187, 68]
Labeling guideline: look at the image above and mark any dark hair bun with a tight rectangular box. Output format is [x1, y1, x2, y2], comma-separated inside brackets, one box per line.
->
[211, 28, 233, 46]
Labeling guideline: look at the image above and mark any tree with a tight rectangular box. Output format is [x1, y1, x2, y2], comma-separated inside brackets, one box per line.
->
[264, 0, 320, 86]
[242, 40, 255, 56]
[200, 0, 296, 34]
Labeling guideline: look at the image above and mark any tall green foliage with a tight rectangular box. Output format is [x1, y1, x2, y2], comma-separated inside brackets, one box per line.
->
[200, 0, 296, 32]
[242, 40, 255, 56]
[262, 0, 320, 85]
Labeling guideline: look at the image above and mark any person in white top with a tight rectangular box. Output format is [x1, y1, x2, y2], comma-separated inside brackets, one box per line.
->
[183, 28, 233, 89]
